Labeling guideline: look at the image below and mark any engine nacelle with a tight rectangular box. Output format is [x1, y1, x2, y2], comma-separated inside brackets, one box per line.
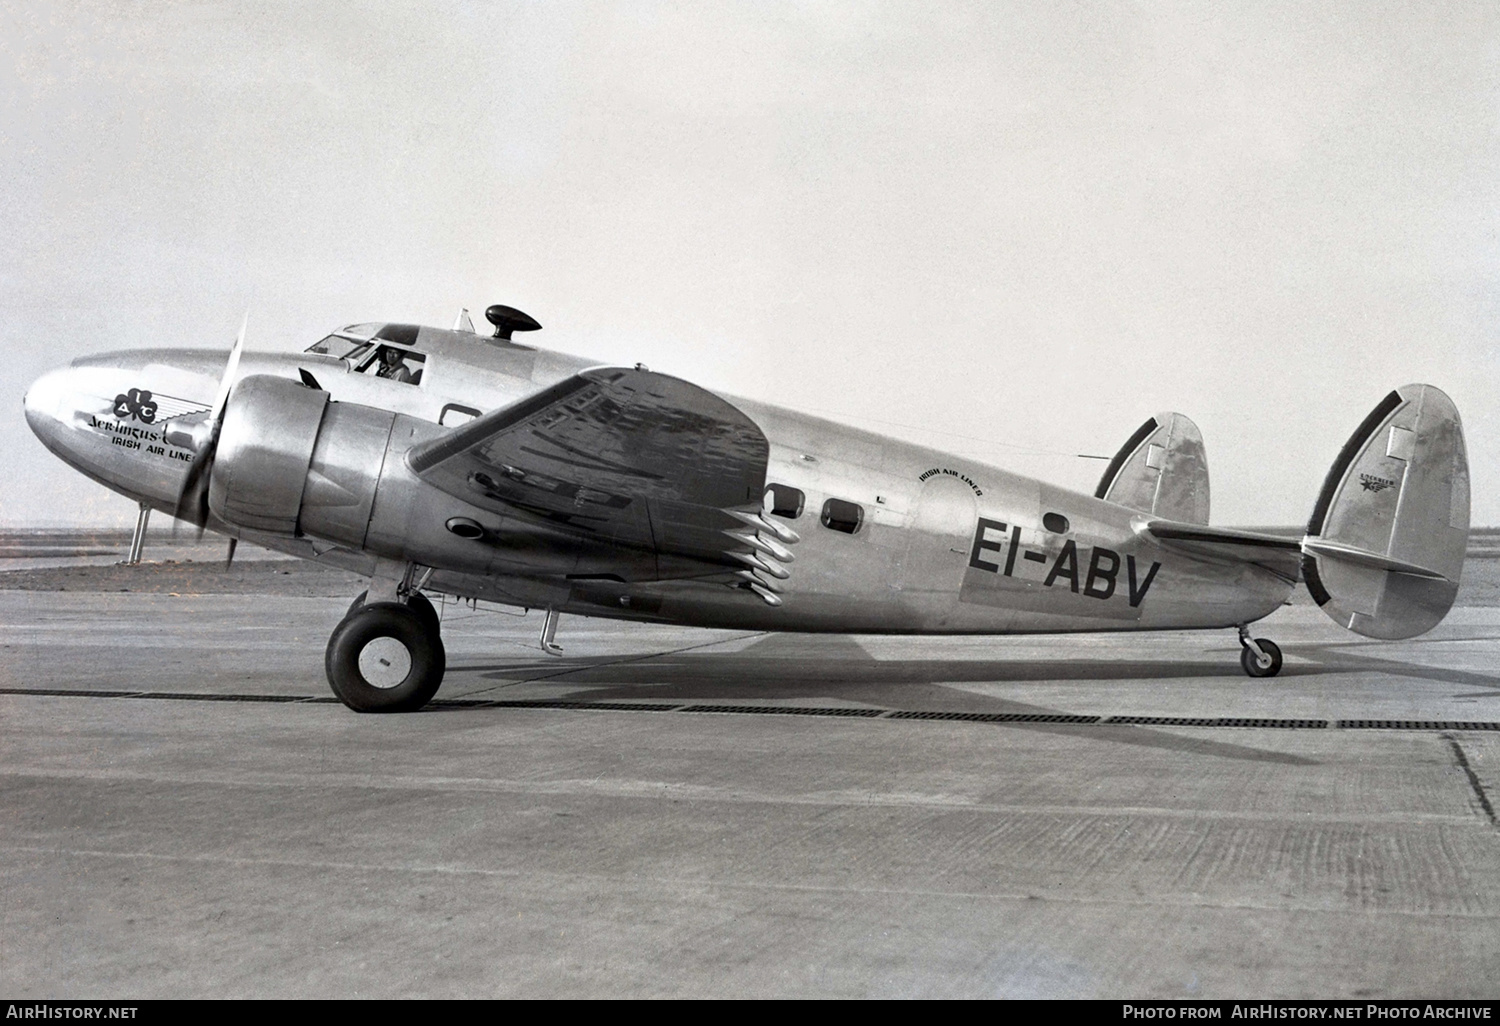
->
[209, 374, 394, 546]
[210, 376, 328, 533]
[206, 374, 653, 582]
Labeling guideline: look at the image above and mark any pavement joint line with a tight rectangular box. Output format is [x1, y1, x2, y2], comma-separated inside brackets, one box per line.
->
[1444, 733, 1499, 829]
[5, 843, 1499, 918]
[9, 687, 1500, 731]
[0, 766, 1485, 824]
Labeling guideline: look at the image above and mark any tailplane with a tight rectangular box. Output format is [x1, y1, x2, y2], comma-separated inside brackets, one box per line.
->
[1302, 384, 1469, 639]
[1096, 412, 1210, 524]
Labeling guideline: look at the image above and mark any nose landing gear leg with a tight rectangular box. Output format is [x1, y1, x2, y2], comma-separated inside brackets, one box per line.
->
[126, 502, 150, 565]
[1237, 625, 1283, 678]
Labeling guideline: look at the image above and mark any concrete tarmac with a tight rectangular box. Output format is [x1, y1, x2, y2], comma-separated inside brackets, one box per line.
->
[2, 559, 1500, 997]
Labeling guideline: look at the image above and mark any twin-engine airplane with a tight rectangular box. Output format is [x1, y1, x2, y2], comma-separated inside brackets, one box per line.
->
[24, 305, 1470, 712]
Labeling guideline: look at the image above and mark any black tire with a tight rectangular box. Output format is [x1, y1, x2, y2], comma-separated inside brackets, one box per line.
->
[1240, 638, 1283, 678]
[326, 602, 445, 712]
[346, 590, 440, 635]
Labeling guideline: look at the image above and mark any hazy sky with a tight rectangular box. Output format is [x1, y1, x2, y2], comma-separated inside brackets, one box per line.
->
[3, 0, 1496, 527]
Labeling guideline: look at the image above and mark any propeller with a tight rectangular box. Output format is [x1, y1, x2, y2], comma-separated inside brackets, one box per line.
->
[174, 313, 247, 535]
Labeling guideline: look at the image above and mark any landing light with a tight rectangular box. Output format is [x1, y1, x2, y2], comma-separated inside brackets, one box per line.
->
[446, 517, 485, 540]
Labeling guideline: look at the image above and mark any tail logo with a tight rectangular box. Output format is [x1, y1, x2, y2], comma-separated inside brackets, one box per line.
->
[1359, 473, 1397, 493]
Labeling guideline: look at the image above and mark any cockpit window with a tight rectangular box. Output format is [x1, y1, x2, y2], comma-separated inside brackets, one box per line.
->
[304, 324, 427, 385]
[374, 324, 421, 347]
[305, 323, 423, 355]
[304, 335, 369, 359]
[358, 345, 425, 385]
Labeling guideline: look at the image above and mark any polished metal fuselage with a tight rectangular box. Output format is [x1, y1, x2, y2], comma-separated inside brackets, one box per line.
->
[23, 329, 1294, 634]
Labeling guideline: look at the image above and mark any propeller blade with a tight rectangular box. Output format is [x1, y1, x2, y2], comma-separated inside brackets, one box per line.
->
[208, 313, 247, 423]
[173, 313, 248, 533]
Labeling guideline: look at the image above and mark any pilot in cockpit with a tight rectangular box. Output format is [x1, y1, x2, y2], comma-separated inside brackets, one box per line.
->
[376, 346, 418, 384]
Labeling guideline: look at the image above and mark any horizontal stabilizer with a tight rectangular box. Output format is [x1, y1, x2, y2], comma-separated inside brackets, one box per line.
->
[1299, 538, 1444, 580]
[1302, 384, 1468, 640]
[1097, 412, 1210, 524]
[1139, 519, 1303, 583]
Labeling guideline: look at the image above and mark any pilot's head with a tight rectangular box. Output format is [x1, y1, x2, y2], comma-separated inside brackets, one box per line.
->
[380, 348, 405, 366]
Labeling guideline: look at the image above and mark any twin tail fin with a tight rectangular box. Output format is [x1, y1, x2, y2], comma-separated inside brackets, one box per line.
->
[1302, 384, 1469, 639]
[1096, 412, 1210, 525]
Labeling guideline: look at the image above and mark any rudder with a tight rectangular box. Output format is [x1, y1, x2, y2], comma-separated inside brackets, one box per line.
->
[1302, 384, 1469, 639]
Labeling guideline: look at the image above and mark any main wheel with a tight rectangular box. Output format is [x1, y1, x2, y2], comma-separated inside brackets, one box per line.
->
[346, 590, 440, 635]
[1240, 638, 1283, 678]
[326, 602, 446, 712]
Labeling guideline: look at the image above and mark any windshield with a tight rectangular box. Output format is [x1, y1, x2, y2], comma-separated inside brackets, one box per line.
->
[305, 322, 423, 358]
[304, 335, 371, 359]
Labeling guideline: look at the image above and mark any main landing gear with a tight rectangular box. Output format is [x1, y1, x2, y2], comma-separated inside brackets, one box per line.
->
[326, 590, 446, 713]
[1237, 625, 1283, 678]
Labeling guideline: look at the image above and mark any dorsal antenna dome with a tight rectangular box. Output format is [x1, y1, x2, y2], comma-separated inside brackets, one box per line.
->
[485, 305, 542, 341]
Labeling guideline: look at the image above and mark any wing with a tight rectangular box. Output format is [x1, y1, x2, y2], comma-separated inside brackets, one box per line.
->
[1139, 519, 1303, 584]
[406, 367, 770, 564]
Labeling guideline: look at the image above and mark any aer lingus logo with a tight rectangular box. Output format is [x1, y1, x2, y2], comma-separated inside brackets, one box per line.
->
[111, 387, 210, 425]
[113, 388, 157, 423]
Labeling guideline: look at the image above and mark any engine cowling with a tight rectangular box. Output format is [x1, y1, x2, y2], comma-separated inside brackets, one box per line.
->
[210, 375, 327, 533]
[208, 374, 394, 547]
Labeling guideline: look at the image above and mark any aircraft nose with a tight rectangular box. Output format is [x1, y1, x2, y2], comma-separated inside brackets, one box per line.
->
[23, 365, 75, 446]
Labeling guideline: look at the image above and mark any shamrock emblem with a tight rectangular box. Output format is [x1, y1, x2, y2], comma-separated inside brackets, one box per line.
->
[113, 388, 158, 424]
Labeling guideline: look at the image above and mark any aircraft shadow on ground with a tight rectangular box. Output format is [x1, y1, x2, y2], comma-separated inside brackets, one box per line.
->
[456, 634, 1245, 703]
[453, 628, 1500, 701]
[1291, 641, 1500, 693]
[444, 634, 1335, 765]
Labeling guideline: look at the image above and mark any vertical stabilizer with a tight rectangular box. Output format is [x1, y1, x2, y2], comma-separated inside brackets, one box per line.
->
[1302, 384, 1468, 639]
[1095, 412, 1210, 524]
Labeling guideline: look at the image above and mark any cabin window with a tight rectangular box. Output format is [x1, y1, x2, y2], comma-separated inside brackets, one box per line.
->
[765, 483, 804, 520]
[821, 498, 863, 535]
[440, 403, 482, 426]
[1043, 512, 1070, 534]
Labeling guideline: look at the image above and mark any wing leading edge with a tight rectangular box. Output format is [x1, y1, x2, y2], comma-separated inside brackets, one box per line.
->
[406, 367, 770, 564]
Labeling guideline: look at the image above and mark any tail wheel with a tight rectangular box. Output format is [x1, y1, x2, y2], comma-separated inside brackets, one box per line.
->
[1240, 638, 1283, 678]
[326, 602, 445, 712]
[346, 589, 440, 635]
